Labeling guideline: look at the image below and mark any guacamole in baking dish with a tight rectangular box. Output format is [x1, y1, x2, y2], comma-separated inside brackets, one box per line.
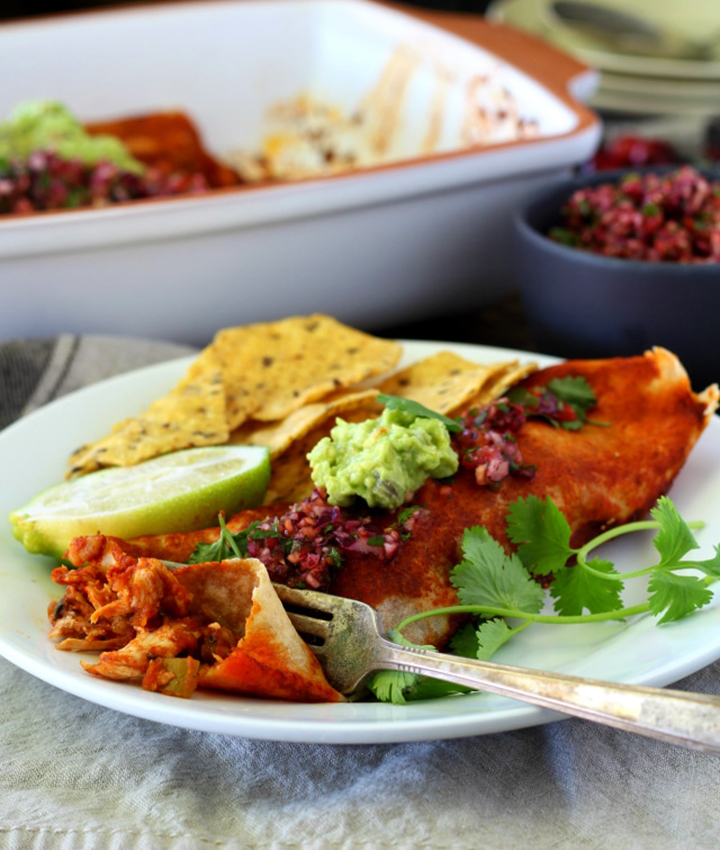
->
[0, 100, 143, 172]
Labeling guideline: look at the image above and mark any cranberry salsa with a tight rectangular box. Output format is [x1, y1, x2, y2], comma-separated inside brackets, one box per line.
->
[232, 492, 428, 591]
[0, 151, 209, 215]
[550, 165, 720, 263]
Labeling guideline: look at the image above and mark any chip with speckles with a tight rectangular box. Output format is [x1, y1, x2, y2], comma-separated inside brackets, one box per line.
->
[376, 351, 529, 416]
[212, 314, 401, 428]
[65, 315, 401, 478]
[67, 347, 229, 477]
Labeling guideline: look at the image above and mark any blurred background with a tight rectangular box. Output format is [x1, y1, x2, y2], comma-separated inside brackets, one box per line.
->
[3, 0, 720, 385]
[3, 0, 493, 19]
[1, 0, 493, 18]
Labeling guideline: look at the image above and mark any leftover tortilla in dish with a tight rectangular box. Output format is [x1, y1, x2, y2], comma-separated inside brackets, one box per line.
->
[228, 45, 540, 183]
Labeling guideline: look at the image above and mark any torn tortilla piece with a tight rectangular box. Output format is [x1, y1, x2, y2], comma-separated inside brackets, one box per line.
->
[49, 539, 343, 703]
[175, 558, 343, 702]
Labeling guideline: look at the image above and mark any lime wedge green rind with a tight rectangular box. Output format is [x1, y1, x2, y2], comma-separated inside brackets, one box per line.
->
[9, 445, 271, 561]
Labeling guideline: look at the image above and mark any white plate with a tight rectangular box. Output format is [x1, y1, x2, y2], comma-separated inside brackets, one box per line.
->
[1, 340, 720, 744]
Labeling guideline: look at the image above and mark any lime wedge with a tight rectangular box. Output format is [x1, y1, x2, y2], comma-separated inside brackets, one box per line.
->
[9, 445, 271, 560]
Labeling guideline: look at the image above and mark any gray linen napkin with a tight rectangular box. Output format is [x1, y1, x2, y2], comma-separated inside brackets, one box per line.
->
[1, 335, 719, 850]
[0, 334, 196, 428]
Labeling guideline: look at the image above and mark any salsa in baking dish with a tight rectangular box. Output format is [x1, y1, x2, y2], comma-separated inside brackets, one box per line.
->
[0, 101, 241, 214]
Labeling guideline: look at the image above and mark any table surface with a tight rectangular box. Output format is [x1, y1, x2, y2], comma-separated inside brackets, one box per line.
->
[1, 296, 719, 850]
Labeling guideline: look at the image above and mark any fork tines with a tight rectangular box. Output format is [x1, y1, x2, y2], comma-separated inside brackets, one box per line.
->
[272, 583, 333, 649]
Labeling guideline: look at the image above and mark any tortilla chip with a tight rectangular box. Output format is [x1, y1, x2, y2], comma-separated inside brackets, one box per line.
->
[67, 347, 229, 477]
[450, 360, 539, 416]
[212, 314, 401, 427]
[228, 388, 381, 458]
[263, 441, 315, 505]
[376, 351, 520, 415]
[67, 315, 401, 477]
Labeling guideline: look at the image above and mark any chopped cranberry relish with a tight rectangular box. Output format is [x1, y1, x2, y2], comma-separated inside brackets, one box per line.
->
[453, 399, 535, 486]
[0, 150, 209, 215]
[550, 165, 720, 263]
[229, 489, 427, 591]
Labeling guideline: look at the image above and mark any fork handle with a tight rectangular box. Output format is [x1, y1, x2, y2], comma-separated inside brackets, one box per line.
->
[375, 639, 720, 753]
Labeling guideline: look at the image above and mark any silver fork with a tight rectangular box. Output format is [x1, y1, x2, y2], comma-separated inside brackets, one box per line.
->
[273, 583, 720, 754]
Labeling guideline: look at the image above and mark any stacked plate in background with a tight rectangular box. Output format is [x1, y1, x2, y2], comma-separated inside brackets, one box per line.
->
[487, 0, 720, 117]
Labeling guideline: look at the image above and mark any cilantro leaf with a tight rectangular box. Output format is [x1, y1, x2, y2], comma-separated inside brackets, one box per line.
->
[448, 622, 481, 658]
[377, 393, 461, 433]
[475, 618, 517, 661]
[547, 376, 597, 420]
[508, 375, 602, 431]
[188, 518, 286, 565]
[691, 546, 720, 579]
[550, 558, 625, 616]
[650, 496, 700, 566]
[366, 668, 418, 704]
[366, 667, 419, 705]
[506, 495, 573, 576]
[647, 572, 714, 624]
[451, 526, 545, 613]
[402, 676, 473, 701]
[366, 629, 436, 704]
[188, 514, 242, 563]
[450, 618, 530, 664]
[189, 538, 233, 564]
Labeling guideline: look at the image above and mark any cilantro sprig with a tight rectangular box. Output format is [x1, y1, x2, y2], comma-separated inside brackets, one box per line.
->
[188, 514, 288, 564]
[507, 375, 606, 430]
[377, 393, 461, 433]
[368, 494, 719, 704]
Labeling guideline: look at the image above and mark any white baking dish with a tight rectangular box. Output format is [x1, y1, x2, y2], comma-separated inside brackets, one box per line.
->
[0, 0, 601, 344]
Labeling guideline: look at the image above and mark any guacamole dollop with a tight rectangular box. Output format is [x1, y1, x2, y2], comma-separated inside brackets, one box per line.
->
[308, 407, 459, 510]
[0, 101, 143, 173]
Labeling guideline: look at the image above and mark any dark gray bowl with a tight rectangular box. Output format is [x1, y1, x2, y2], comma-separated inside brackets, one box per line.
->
[514, 168, 720, 391]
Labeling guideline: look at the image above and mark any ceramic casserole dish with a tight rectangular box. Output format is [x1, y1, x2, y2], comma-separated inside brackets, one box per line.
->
[0, 0, 601, 344]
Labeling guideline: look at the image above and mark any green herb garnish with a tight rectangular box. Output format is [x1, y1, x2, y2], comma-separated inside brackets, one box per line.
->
[549, 227, 580, 246]
[188, 516, 288, 564]
[377, 393, 461, 433]
[508, 375, 605, 431]
[368, 494, 718, 704]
